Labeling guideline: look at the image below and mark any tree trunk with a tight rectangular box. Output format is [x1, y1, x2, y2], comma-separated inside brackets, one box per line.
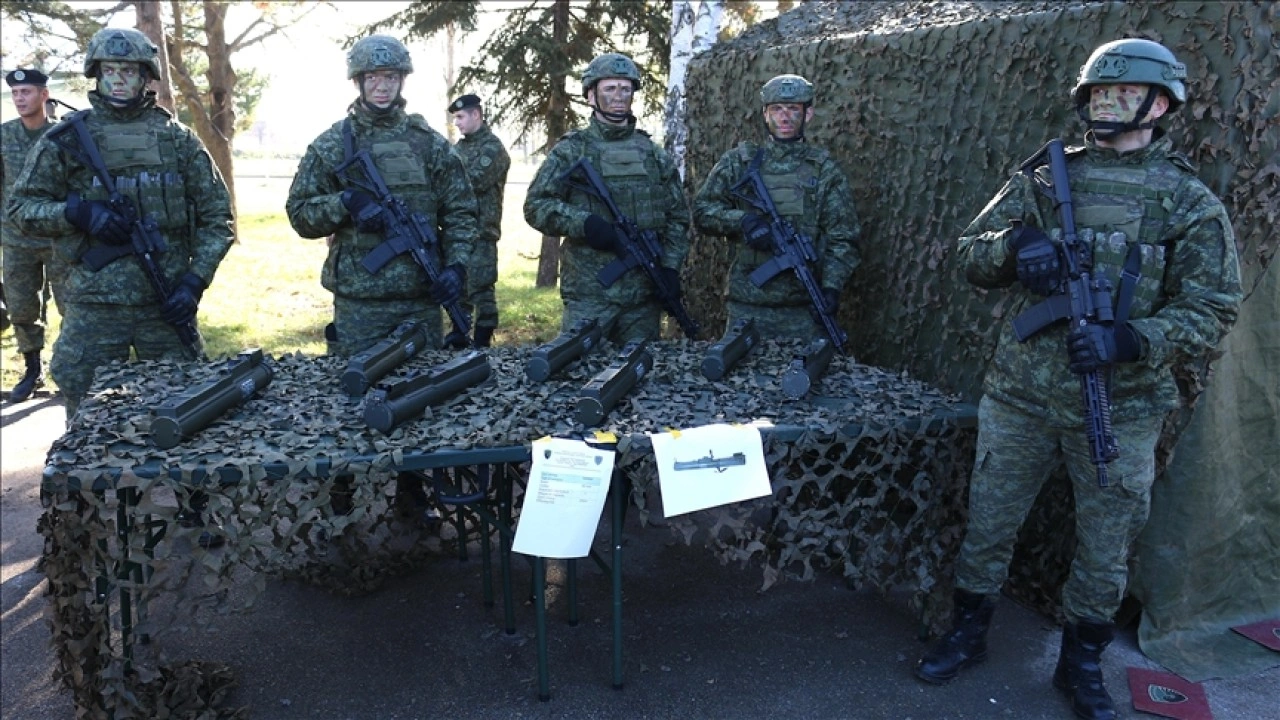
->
[445, 21, 456, 142]
[134, 0, 175, 113]
[693, 1, 723, 54]
[664, 1, 695, 182]
[202, 0, 237, 226]
[534, 0, 571, 289]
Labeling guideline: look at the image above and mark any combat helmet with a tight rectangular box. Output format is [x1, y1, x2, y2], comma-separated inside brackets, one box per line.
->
[760, 74, 815, 106]
[582, 53, 641, 96]
[83, 27, 162, 80]
[1072, 38, 1187, 113]
[347, 35, 414, 80]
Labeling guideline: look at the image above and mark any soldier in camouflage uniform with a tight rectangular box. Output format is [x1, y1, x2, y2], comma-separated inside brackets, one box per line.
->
[524, 53, 690, 343]
[2, 68, 57, 402]
[915, 40, 1242, 720]
[287, 35, 477, 357]
[8, 29, 234, 423]
[693, 74, 860, 342]
[448, 93, 510, 347]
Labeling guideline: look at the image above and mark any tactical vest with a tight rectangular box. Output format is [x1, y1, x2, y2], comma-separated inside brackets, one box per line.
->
[83, 118, 192, 237]
[731, 144, 826, 302]
[1033, 149, 1190, 320]
[577, 131, 666, 231]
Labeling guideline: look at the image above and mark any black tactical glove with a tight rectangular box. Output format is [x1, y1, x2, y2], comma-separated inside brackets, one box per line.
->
[583, 214, 619, 252]
[810, 287, 841, 324]
[1067, 322, 1140, 374]
[739, 213, 773, 251]
[659, 265, 682, 301]
[1008, 224, 1062, 297]
[341, 189, 384, 232]
[430, 264, 465, 306]
[162, 272, 205, 326]
[64, 192, 130, 245]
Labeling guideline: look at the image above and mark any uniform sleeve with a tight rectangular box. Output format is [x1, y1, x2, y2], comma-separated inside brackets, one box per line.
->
[285, 136, 348, 239]
[6, 138, 76, 237]
[178, 128, 234, 284]
[432, 142, 478, 269]
[1131, 184, 1242, 368]
[654, 144, 690, 271]
[523, 141, 590, 239]
[463, 139, 510, 195]
[692, 149, 748, 238]
[956, 172, 1043, 289]
[815, 158, 860, 291]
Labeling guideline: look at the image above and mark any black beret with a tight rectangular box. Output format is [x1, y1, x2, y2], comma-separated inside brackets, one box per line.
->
[5, 68, 49, 87]
[448, 94, 481, 113]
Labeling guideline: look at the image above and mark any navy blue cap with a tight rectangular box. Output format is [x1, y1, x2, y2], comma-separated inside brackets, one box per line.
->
[5, 68, 49, 87]
[448, 94, 481, 113]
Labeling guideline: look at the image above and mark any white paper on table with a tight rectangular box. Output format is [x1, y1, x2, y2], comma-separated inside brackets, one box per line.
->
[512, 436, 615, 558]
[649, 423, 771, 517]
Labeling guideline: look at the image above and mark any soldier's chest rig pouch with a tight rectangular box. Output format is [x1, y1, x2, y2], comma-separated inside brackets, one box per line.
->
[591, 137, 665, 230]
[91, 121, 191, 234]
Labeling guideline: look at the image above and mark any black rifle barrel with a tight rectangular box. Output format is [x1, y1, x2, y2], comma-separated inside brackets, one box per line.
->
[364, 351, 491, 433]
[702, 318, 760, 381]
[575, 340, 653, 427]
[526, 317, 603, 382]
[341, 321, 429, 396]
[151, 348, 273, 449]
[780, 337, 835, 399]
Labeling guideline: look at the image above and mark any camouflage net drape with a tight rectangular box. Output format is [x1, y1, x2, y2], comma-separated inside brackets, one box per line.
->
[681, 0, 1278, 620]
[41, 340, 974, 717]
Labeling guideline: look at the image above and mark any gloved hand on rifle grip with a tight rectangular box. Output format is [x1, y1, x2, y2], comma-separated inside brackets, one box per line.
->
[162, 272, 205, 326]
[658, 265, 682, 302]
[810, 287, 841, 325]
[583, 214, 619, 252]
[430, 264, 465, 306]
[64, 192, 130, 246]
[1067, 322, 1140, 374]
[739, 213, 773, 251]
[1008, 223, 1062, 297]
[341, 189, 384, 232]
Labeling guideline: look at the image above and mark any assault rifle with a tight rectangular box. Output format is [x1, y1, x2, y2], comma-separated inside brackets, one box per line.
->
[558, 158, 700, 339]
[341, 321, 429, 396]
[575, 340, 652, 427]
[702, 318, 760, 381]
[335, 149, 471, 348]
[1014, 139, 1119, 487]
[780, 337, 835, 399]
[525, 318, 603, 382]
[46, 112, 200, 358]
[151, 349, 273, 449]
[729, 158, 847, 354]
[364, 351, 491, 433]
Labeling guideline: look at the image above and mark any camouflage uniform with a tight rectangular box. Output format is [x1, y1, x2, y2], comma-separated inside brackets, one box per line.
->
[2, 114, 57, 354]
[693, 140, 860, 339]
[954, 130, 1241, 623]
[287, 41, 477, 358]
[9, 88, 233, 420]
[453, 122, 510, 336]
[524, 116, 689, 343]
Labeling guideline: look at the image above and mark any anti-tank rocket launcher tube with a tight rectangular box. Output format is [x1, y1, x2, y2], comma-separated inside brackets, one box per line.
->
[364, 350, 491, 433]
[341, 320, 429, 396]
[702, 318, 759, 381]
[780, 337, 835, 399]
[525, 317, 603, 382]
[150, 348, 274, 449]
[574, 340, 652, 427]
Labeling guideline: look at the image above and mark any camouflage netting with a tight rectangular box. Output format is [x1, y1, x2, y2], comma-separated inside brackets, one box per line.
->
[681, 0, 1279, 676]
[41, 340, 974, 717]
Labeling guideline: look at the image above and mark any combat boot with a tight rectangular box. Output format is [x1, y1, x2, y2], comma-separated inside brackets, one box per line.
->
[914, 589, 997, 684]
[1053, 620, 1117, 720]
[8, 350, 45, 403]
[473, 325, 495, 348]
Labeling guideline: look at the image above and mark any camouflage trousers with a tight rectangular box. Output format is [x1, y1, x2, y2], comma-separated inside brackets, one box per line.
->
[955, 394, 1162, 623]
[2, 243, 60, 353]
[562, 297, 660, 345]
[724, 300, 820, 342]
[464, 239, 498, 330]
[329, 295, 443, 358]
[52, 302, 204, 421]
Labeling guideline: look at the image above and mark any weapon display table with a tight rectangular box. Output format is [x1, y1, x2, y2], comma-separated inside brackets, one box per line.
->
[40, 339, 976, 716]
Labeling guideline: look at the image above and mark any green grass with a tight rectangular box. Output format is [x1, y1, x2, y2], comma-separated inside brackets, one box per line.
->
[2, 168, 562, 392]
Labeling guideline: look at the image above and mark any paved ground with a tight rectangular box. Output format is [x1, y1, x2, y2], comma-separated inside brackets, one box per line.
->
[3, 392, 1276, 719]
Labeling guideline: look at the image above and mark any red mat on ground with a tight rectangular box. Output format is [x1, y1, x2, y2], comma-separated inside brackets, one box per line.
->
[1229, 618, 1280, 652]
[1127, 667, 1212, 720]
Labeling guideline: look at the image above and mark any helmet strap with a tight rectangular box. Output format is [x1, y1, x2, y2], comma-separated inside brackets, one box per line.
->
[1080, 87, 1160, 139]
